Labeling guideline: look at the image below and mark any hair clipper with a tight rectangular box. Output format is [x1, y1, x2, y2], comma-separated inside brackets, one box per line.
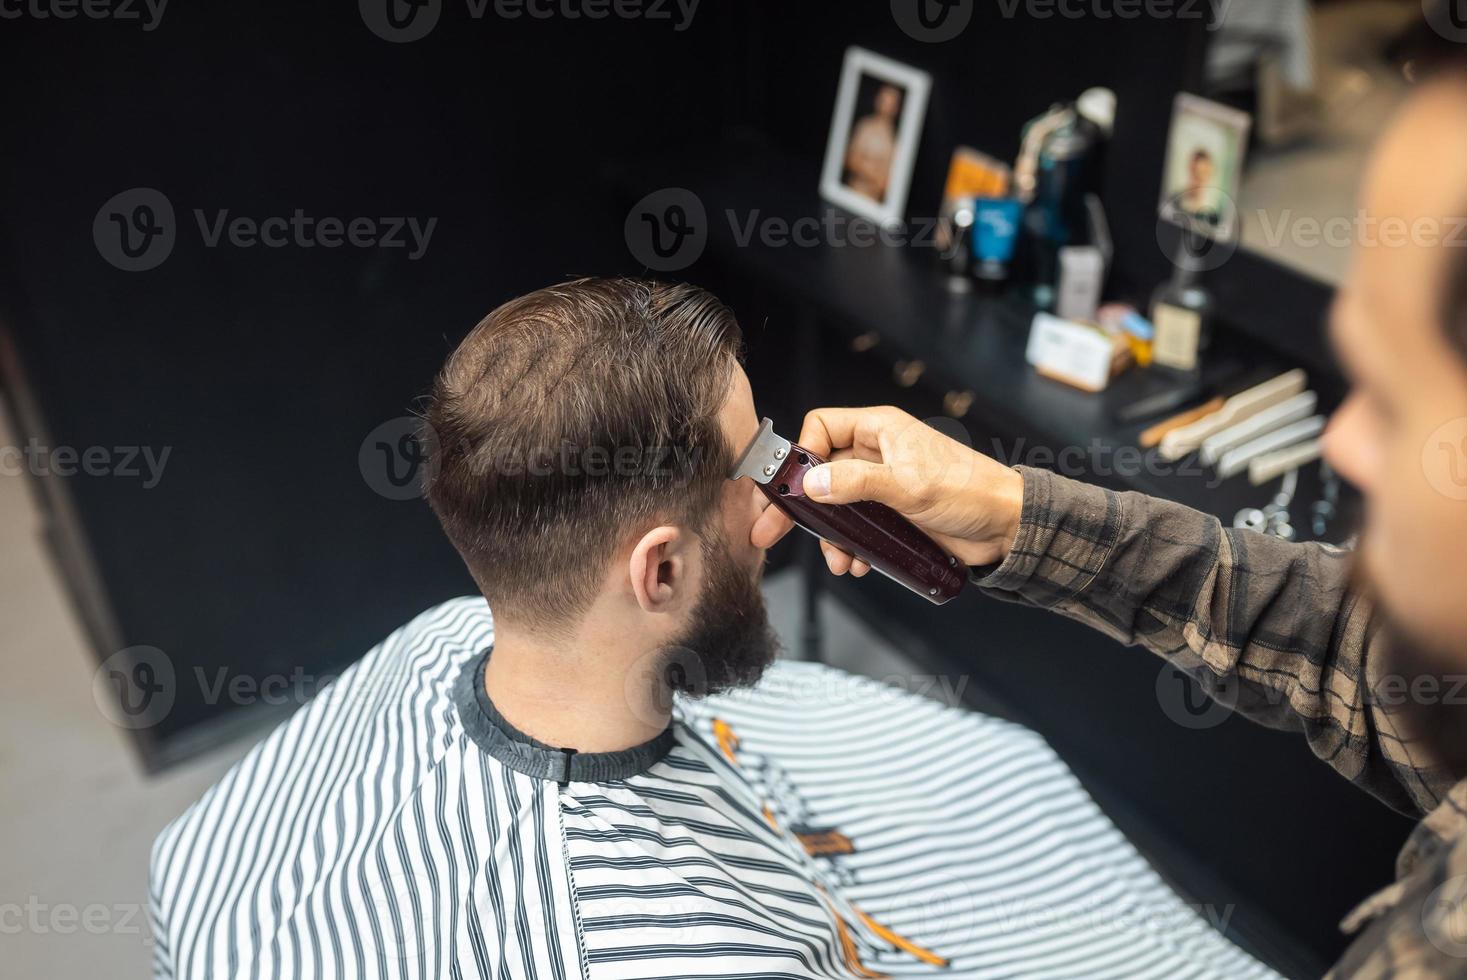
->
[730, 418, 967, 604]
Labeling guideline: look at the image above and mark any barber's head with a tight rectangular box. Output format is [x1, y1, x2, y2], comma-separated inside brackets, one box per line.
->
[1324, 46, 1467, 666]
[423, 277, 778, 695]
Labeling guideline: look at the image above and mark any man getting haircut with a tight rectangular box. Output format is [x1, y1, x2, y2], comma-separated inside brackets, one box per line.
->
[149, 278, 1279, 979]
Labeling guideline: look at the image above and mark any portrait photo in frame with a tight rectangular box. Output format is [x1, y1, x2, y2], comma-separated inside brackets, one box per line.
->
[820, 47, 932, 229]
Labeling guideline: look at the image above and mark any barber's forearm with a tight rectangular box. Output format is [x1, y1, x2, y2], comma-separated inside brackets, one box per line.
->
[976, 467, 1442, 815]
[974, 465, 1348, 680]
[794, 408, 1446, 812]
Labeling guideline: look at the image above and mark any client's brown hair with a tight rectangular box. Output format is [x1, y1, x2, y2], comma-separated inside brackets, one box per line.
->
[423, 277, 744, 632]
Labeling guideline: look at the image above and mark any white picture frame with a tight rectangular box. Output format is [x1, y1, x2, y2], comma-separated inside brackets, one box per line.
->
[1157, 93, 1253, 243]
[819, 47, 932, 229]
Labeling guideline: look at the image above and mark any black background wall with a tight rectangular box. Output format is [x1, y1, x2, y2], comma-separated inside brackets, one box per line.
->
[0, 2, 1409, 973]
[0, 0, 1212, 761]
[2, 3, 734, 751]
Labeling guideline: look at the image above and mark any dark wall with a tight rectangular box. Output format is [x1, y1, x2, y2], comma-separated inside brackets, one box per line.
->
[0, 3, 733, 754]
[0, 0, 1214, 760]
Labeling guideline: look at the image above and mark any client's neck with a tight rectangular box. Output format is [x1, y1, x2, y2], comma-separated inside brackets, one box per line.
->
[484, 622, 671, 754]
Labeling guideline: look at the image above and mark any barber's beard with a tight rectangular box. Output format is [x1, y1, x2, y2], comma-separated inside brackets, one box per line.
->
[659, 527, 781, 699]
[1351, 557, 1467, 779]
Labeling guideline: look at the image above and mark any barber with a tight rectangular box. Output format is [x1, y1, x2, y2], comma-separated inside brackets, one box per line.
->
[751, 37, 1467, 979]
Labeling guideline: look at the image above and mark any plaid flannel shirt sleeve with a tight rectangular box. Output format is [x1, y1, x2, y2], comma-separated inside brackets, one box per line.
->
[973, 466, 1459, 818]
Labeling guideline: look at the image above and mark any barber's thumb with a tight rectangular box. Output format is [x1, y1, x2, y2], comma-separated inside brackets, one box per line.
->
[804, 459, 899, 506]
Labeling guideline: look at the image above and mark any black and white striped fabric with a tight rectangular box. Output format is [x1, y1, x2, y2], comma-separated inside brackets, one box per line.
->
[150, 597, 1279, 979]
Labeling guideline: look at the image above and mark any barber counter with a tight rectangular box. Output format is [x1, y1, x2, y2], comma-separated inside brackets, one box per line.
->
[612, 146, 1413, 979]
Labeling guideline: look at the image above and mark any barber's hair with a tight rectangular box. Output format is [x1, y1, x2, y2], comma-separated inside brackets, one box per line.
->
[423, 277, 744, 632]
[1405, 4, 1467, 362]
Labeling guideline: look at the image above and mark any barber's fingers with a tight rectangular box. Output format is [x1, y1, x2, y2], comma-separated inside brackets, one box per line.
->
[751, 500, 795, 549]
[828, 445, 882, 465]
[799, 405, 917, 459]
[803, 457, 919, 511]
[820, 540, 872, 577]
[751, 502, 870, 577]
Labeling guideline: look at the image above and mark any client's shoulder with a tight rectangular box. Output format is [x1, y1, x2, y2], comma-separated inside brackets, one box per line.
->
[149, 596, 494, 903]
[355, 594, 496, 689]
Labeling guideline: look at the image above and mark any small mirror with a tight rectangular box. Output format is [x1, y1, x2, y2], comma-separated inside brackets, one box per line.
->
[1205, 0, 1420, 284]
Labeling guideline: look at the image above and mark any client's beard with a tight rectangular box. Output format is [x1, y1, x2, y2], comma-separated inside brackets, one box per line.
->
[1352, 558, 1467, 779]
[658, 526, 781, 699]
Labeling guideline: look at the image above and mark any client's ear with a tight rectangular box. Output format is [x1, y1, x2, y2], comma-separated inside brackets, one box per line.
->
[628, 525, 691, 613]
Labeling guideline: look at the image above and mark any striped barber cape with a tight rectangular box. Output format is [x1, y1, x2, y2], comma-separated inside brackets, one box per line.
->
[149, 597, 1279, 979]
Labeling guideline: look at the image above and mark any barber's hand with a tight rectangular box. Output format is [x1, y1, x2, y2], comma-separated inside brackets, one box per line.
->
[750, 406, 1025, 576]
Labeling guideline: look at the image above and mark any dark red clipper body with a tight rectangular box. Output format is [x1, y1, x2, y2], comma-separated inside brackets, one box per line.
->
[730, 418, 967, 605]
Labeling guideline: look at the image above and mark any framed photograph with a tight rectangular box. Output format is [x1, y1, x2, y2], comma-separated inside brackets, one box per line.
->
[820, 47, 932, 229]
[1157, 93, 1253, 241]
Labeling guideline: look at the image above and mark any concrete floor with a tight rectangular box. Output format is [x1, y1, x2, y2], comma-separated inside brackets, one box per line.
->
[0, 400, 918, 978]
[0, 401, 253, 977]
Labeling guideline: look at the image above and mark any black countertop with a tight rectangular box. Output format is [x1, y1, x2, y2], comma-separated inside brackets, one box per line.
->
[621, 144, 1351, 536]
